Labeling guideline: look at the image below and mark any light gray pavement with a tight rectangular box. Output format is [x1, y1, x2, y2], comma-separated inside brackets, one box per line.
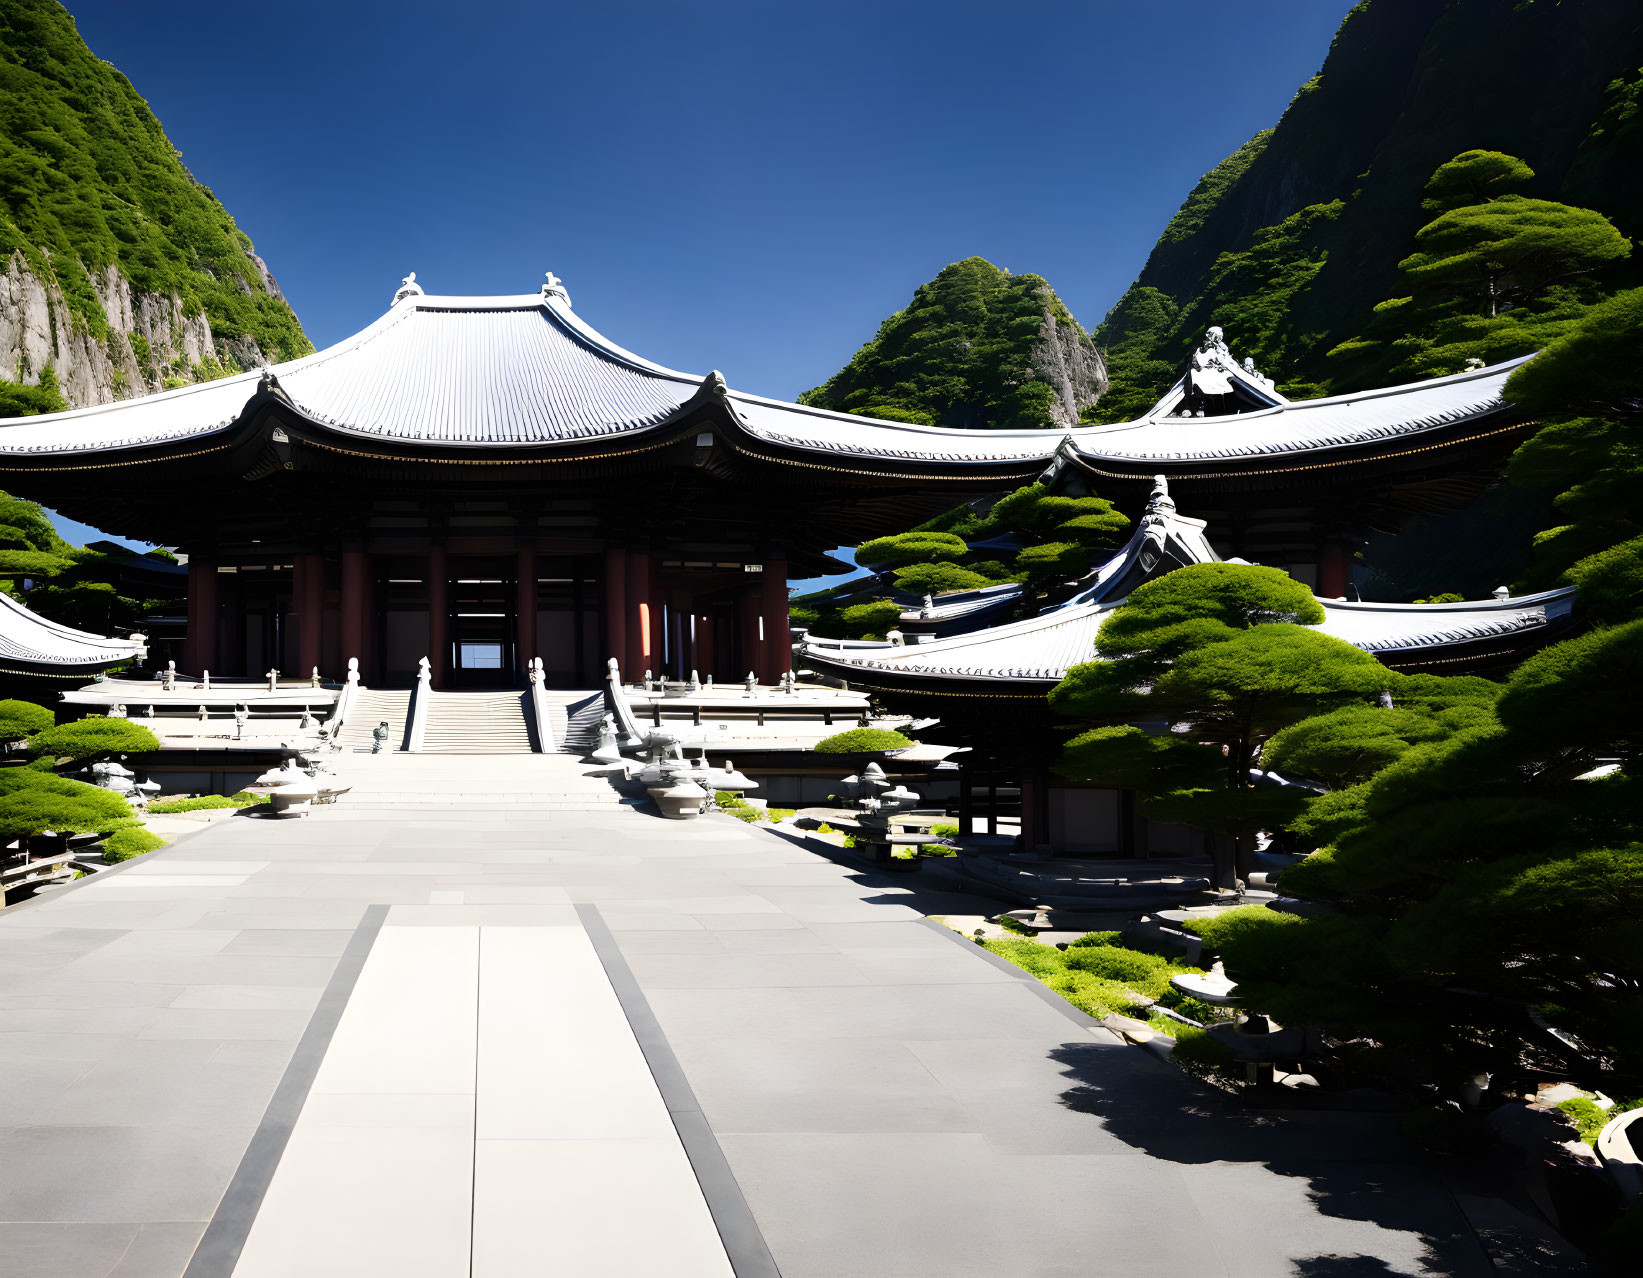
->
[0, 783, 1575, 1277]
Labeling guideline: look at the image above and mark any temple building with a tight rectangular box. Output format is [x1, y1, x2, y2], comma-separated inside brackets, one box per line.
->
[0, 276, 1546, 703]
[0, 274, 1065, 690]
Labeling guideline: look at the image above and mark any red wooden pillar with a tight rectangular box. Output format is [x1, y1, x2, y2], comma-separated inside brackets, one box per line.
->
[427, 543, 449, 688]
[184, 551, 218, 675]
[760, 551, 791, 678]
[625, 549, 654, 677]
[516, 547, 538, 681]
[293, 552, 324, 681]
[603, 547, 627, 678]
[1317, 541, 1352, 599]
[340, 546, 369, 678]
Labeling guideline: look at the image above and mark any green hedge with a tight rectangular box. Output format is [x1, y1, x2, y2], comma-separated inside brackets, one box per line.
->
[0, 698, 53, 741]
[30, 718, 161, 762]
[103, 826, 166, 862]
[146, 791, 267, 813]
[813, 728, 913, 754]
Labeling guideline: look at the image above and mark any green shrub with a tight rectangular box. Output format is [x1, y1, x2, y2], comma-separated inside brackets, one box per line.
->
[1557, 1095, 1609, 1144]
[29, 717, 161, 762]
[1061, 945, 1174, 995]
[0, 699, 53, 741]
[729, 807, 763, 823]
[813, 727, 913, 754]
[929, 822, 959, 838]
[1169, 1026, 1239, 1082]
[1183, 903, 1303, 961]
[891, 562, 993, 595]
[1015, 540, 1090, 583]
[839, 600, 905, 639]
[1068, 930, 1122, 948]
[983, 937, 1064, 977]
[145, 791, 266, 813]
[714, 790, 748, 808]
[919, 843, 955, 857]
[1046, 970, 1156, 1020]
[0, 770, 134, 837]
[855, 532, 969, 569]
[103, 825, 166, 862]
[996, 913, 1035, 934]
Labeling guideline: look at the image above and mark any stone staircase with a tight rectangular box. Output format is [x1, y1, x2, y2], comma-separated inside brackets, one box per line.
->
[536, 689, 605, 756]
[420, 691, 534, 754]
[316, 753, 630, 812]
[334, 689, 413, 751]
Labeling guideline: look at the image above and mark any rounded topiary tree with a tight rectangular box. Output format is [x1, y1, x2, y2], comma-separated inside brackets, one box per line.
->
[839, 600, 905, 639]
[29, 717, 161, 763]
[855, 531, 969, 570]
[0, 769, 135, 847]
[891, 562, 994, 595]
[814, 727, 914, 754]
[0, 699, 54, 745]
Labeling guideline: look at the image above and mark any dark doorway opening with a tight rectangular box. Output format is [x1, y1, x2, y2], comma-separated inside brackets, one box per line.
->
[450, 571, 515, 688]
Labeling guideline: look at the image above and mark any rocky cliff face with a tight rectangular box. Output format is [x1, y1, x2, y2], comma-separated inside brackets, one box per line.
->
[1030, 304, 1108, 429]
[0, 252, 258, 407]
[0, 0, 310, 414]
[801, 257, 1106, 431]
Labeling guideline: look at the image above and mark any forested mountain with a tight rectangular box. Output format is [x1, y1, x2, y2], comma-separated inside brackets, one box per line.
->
[0, 0, 310, 414]
[1093, 0, 1643, 421]
[800, 257, 1107, 430]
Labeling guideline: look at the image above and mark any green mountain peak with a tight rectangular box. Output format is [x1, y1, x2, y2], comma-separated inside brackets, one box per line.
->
[800, 256, 1107, 431]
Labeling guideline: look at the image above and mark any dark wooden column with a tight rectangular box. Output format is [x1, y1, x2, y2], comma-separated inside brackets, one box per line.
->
[696, 611, 715, 682]
[516, 547, 538, 680]
[624, 549, 653, 677]
[1317, 539, 1352, 599]
[340, 546, 369, 677]
[603, 547, 627, 677]
[760, 549, 791, 678]
[222, 569, 245, 676]
[428, 543, 449, 688]
[184, 551, 218, 675]
[738, 584, 762, 679]
[293, 552, 324, 680]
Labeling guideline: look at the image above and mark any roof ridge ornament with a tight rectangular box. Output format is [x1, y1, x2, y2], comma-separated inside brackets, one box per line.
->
[394, 272, 424, 304]
[701, 370, 730, 402]
[542, 271, 571, 307]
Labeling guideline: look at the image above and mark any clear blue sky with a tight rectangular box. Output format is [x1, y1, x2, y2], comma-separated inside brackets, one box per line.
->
[53, 0, 1357, 562]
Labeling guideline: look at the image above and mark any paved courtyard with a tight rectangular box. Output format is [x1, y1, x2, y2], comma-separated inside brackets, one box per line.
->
[0, 787, 1571, 1276]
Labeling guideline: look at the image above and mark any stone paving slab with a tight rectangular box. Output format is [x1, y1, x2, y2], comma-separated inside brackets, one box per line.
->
[0, 797, 1562, 1277]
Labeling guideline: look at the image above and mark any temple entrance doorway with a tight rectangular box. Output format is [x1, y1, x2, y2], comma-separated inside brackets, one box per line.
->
[450, 570, 516, 688]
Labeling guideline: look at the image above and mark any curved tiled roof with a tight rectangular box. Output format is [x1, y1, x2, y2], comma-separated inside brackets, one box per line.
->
[0, 278, 1539, 471]
[803, 485, 1574, 686]
[806, 587, 1574, 686]
[1063, 357, 1529, 469]
[0, 592, 144, 672]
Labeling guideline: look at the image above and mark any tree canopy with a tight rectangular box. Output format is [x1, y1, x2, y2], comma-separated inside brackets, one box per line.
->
[30, 717, 161, 763]
[1051, 563, 1387, 886]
